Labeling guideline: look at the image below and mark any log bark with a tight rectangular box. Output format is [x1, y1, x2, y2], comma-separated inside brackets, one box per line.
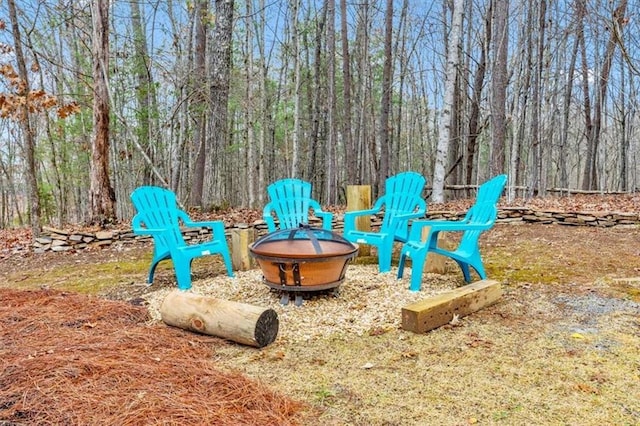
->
[160, 290, 278, 347]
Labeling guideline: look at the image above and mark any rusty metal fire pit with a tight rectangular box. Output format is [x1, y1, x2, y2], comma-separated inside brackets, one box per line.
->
[249, 225, 359, 306]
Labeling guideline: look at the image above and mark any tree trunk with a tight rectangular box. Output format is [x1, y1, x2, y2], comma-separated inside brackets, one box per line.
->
[207, 0, 235, 206]
[189, 0, 209, 207]
[490, 0, 508, 177]
[7, 0, 41, 236]
[466, 1, 491, 188]
[290, 0, 301, 177]
[585, 0, 628, 190]
[432, 0, 464, 203]
[129, 0, 156, 185]
[326, 0, 337, 203]
[377, 0, 393, 195]
[89, 0, 116, 225]
[340, 0, 356, 185]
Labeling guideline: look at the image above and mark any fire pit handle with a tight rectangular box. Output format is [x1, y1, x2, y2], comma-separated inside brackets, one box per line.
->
[287, 224, 323, 254]
[278, 262, 302, 286]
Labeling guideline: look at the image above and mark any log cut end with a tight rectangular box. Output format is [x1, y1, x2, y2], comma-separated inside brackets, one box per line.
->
[255, 308, 279, 348]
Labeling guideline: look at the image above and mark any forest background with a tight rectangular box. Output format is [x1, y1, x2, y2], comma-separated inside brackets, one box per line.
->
[0, 0, 638, 236]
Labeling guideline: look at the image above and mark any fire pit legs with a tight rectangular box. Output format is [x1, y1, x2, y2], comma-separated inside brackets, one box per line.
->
[279, 292, 304, 306]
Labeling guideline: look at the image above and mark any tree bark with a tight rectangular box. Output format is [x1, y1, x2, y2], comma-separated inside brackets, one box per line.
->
[207, 0, 235, 205]
[583, 0, 628, 190]
[325, 0, 337, 203]
[377, 0, 393, 195]
[490, 0, 508, 177]
[466, 1, 491, 188]
[89, 0, 116, 225]
[290, 0, 301, 177]
[340, 0, 356, 184]
[432, 0, 464, 203]
[7, 0, 41, 236]
[189, 0, 209, 207]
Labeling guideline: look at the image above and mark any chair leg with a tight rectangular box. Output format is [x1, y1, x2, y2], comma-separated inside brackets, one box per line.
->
[459, 262, 472, 283]
[378, 248, 392, 273]
[408, 250, 427, 291]
[173, 261, 193, 290]
[377, 239, 394, 273]
[221, 251, 235, 278]
[147, 259, 161, 284]
[397, 252, 408, 279]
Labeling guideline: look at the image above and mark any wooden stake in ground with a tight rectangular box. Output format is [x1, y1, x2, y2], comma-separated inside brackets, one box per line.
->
[346, 185, 372, 256]
[401, 280, 501, 333]
[160, 290, 279, 347]
[231, 225, 255, 271]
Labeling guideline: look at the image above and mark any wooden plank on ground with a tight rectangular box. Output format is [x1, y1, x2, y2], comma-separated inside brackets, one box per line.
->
[401, 280, 501, 333]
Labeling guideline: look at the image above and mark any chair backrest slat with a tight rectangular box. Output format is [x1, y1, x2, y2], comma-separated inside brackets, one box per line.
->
[380, 171, 427, 236]
[266, 179, 315, 229]
[459, 175, 507, 248]
[131, 186, 186, 251]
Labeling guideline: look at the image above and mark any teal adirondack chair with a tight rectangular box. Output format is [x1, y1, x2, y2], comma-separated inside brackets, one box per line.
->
[397, 174, 507, 291]
[263, 178, 333, 232]
[343, 171, 427, 272]
[131, 186, 234, 290]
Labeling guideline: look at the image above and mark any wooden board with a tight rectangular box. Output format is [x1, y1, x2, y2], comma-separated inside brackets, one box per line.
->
[401, 280, 501, 333]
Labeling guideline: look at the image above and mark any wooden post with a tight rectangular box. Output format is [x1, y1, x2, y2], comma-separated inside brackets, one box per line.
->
[231, 225, 255, 271]
[401, 280, 501, 334]
[422, 227, 454, 274]
[160, 290, 279, 347]
[346, 185, 371, 256]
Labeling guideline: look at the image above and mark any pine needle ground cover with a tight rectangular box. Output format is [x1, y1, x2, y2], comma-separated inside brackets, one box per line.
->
[0, 289, 305, 425]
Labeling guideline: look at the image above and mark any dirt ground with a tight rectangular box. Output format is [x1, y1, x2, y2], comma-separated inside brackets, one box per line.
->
[1, 221, 640, 425]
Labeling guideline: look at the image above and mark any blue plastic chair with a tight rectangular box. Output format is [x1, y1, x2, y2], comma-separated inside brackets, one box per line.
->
[130, 186, 234, 290]
[397, 174, 507, 291]
[343, 171, 427, 272]
[263, 178, 333, 232]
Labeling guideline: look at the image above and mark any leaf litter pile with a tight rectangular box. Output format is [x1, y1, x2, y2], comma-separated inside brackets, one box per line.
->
[0, 288, 305, 425]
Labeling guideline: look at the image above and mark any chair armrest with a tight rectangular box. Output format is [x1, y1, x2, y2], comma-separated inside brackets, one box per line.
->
[183, 220, 227, 237]
[314, 210, 334, 230]
[344, 207, 379, 234]
[407, 219, 489, 240]
[178, 210, 227, 237]
[131, 215, 167, 236]
[262, 203, 277, 232]
[308, 200, 334, 230]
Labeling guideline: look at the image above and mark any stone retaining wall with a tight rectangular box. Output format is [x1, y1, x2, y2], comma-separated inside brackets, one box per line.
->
[34, 207, 639, 253]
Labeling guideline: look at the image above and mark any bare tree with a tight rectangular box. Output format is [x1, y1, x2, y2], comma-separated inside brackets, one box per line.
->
[7, 0, 41, 235]
[490, 0, 508, 177]
[377, 0, 393, 195]
[432, 0, 464, 203]
[581, 0, 629, 190]
[89, 0, 116, 224]
[325, 0, 337, 203]
[340, 0, 356, 184]
[189, 0, 209, 207]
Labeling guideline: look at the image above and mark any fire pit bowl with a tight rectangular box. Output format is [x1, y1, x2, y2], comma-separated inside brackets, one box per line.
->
[249, 225, 359, 305]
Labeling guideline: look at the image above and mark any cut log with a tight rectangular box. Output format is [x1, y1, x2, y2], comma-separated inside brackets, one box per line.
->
[160, 290, 278, 347]
[401, 280, 501, 334]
